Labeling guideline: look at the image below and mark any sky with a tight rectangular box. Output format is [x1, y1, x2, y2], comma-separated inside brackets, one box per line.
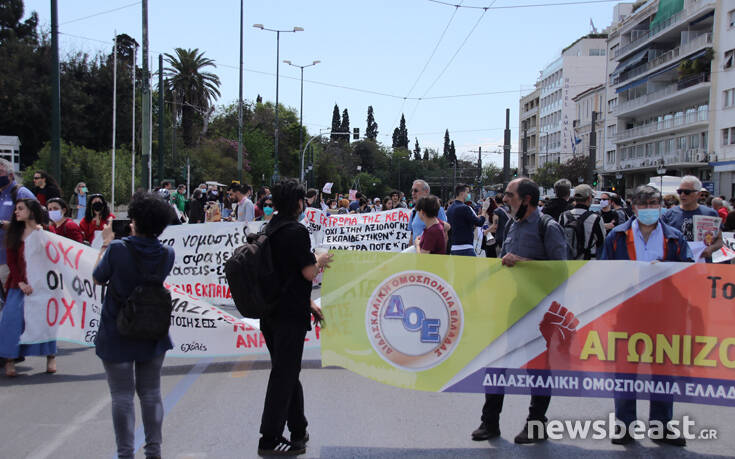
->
[24, 0, 621, 167]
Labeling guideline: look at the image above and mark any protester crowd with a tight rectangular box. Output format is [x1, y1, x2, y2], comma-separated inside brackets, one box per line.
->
[0, 158, 732, 455]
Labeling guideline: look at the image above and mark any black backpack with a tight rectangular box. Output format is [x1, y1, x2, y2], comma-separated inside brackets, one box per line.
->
[225, 221, 296, 319]
[113, 242, 173, 340]
[561, 210, 596, 260]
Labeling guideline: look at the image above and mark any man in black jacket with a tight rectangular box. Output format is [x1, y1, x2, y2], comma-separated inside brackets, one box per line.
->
[257, 179, 333, 456]
[542, 178, 573, 221]
[447, 184, 485, 256]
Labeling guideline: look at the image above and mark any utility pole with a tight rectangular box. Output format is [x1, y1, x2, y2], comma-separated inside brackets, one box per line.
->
[237, 0, 244, 183]
[140, 0, 151, 190]
[522, 127, 528, 177]
[589, 110, 597, 186]
[503, 108, 511, 185]
[131, 42, 137, 195]
[50, 0, 61, 184]
[477, 146, 482, 191]
[111, 33, 117, 209]
[274, 30, 281, 183]
[158, 54, 164, 186]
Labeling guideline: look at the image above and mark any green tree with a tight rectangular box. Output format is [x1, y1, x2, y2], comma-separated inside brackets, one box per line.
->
[163, 48, 221, 146]
[449, 141, 456, 164]
[340, 108, 350, 147]
[482, 163, 503, 184]
[392, 114, 408, 149]
[0, 0, 38, 44]
[558, 155, 592, 186]
[365, 105, 378, 141]
[443, 129, 451, 162]
[532, 161, 561, 189]
[413, 138, 421, 161]
[330, 104, 341, 142]
[422, 148, 429, 161]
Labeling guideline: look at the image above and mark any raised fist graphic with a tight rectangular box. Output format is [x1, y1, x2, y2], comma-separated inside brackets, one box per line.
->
[539, 301, 579, 351]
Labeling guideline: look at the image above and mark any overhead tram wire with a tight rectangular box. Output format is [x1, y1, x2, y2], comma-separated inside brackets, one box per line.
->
[60, 1, 142, 26]
[392, 0, 464, 129]
[425, 0, 621, 10]
[407, 0, 496, 125]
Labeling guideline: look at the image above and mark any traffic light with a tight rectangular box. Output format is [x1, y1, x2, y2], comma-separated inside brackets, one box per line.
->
[592, 173, 598, 187]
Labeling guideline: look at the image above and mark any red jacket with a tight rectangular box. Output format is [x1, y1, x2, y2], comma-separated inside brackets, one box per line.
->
[79, 213, 115, 244]
[5, 243, 27, 291]
[50, 218, 84, 243]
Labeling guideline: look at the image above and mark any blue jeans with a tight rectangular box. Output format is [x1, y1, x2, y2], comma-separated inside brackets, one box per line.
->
[450, 248, 476, 257]
[103, 354, 166, 459]
[614, 395, 673, 426]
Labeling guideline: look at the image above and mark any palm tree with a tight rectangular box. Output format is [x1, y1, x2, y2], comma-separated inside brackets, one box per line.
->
[163, 48, 221, 146]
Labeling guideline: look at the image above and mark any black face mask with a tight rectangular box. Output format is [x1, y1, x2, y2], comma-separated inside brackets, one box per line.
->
[515, 201, 528, 221]
[92, 202, 104, 213]
[0, 175, 9, 188]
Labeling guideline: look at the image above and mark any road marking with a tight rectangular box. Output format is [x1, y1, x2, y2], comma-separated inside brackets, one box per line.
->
[230, 356, 255, 378]
[26, 395, 110, 459]
[127, 358, 213, 458]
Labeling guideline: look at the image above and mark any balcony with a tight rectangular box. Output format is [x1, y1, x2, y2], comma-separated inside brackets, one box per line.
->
[618, 149, 709, 170]
[616, 112, 708, 143]
[614, 33, 712, 87]
[521, 106, 539, 119]
[614, 0, 715, 60]
[614, 73, 710, 116]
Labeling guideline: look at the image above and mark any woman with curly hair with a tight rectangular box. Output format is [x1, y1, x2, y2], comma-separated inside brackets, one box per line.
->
[93, 191, 176, 459]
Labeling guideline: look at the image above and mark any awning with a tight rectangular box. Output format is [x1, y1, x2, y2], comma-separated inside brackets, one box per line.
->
[616, 76, 649, 93]
[611, 49, 649, 76]
[651, 0, 684, 30]
[647, 62, 679, 79]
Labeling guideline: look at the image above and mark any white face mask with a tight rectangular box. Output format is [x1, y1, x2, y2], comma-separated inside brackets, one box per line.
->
[49, 209, 63, 222]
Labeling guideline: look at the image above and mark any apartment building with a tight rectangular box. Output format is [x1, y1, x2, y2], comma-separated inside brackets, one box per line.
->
[536, 34, 608, 173]
[519, 88, 540, 176]
[0, 136, 20, 172]
[607, 0, 717, 195]
[711, 0, 735, 197]
[571, 85, 607, 186]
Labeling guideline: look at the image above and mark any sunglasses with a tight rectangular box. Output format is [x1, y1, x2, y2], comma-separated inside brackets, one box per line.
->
[33, 176, 41, 180]
[676, 189, 697, 195]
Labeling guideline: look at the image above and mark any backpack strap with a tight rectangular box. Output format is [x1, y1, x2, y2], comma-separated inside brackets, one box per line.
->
[577, 210, 595, 260]
[537, 213, 553, 259]
[10, 184, 18, 204]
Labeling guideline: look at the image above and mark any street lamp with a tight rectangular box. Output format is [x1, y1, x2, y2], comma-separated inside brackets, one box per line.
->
[253, 24, 304, 183]
[283, 59, 321, 167]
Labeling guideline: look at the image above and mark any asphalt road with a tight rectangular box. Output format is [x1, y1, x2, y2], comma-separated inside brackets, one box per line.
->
[2, 299, 734, 458]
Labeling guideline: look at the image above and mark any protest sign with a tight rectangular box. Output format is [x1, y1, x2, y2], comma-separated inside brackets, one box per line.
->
[322, 182, 333, 194]
[693, 215, 721, 245]
[302, 207, 412, 252]
[20, 230, 321, 357]
[713, 232, 735, 264]
[320, 252, 735, 406]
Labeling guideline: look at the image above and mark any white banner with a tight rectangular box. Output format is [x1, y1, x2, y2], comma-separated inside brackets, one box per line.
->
[302, 207, 413, 252]
[19, 230, 321, 357]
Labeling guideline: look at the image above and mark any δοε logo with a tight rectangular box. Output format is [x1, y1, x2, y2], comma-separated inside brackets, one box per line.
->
[366, 270, 463, 371]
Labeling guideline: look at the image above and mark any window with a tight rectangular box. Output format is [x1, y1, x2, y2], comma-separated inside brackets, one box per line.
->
[722, 128, 728, 146]
[698, 104, 709, 121]
[676, 136, 687, 151]
[729, 10, 735, 28]
[607, 124, 617, 136]
[608, 98, 617, 112]
[726, 89, 735, 109]
[690, 134, 700, 149]
[725, 50, 735, 70]
[606, 150, 615, 163]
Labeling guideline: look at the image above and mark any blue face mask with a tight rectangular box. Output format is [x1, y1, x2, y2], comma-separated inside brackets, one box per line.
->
[264, 206, 274, 216]
[637, 208, 660, 225]
[466, 193, 471, 201]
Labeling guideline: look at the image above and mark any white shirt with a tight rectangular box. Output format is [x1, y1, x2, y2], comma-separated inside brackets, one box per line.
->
[632, 219, 664, 262]
[236, 196, 255, 223]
